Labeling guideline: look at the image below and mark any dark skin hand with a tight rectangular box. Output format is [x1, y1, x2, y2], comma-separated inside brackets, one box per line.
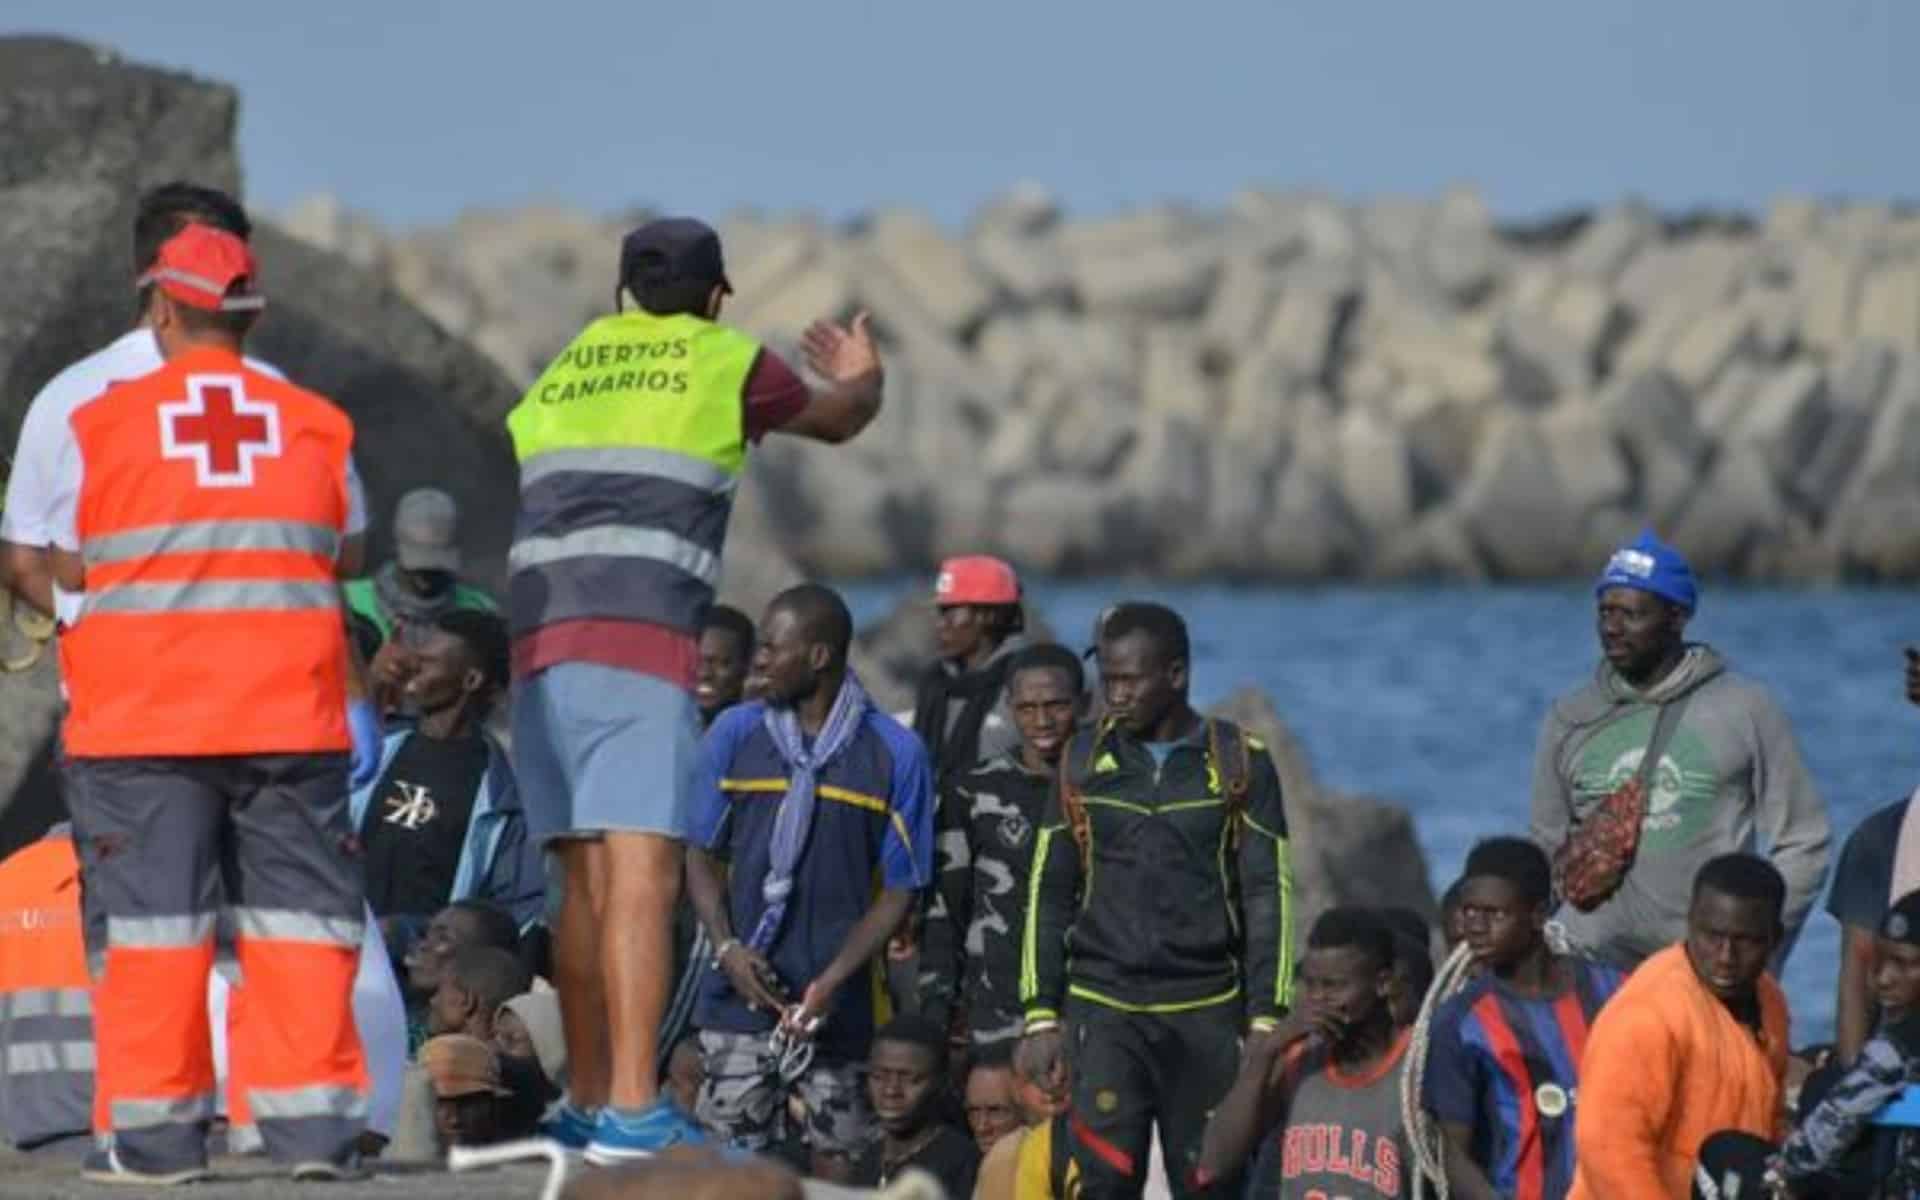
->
[685, 846, 788, 1013]
[1013, 1029, 1070, 1108]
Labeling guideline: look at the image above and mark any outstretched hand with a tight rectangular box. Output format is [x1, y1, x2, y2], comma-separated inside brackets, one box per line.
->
[801, 311, 882, 387]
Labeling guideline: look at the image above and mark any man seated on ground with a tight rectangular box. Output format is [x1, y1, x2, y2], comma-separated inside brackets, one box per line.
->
[1422, 837, 1626, 1200]
[1570, 853, 1790, 1199]
[403, 900, 522, 1054]
[685, 584, 934, 1179]
[964, 1044, 1025, 1156]
[495, 990, 568, 1098]
[1198, 906, 1415, 1198]
[429, 946, 533, 1042]
[853, 1015, 980, 1197]
[345, 487, 497, 666]
[419, 1034, 541, 1150]
[1766, 889, 1920, 1197]
[973, 1039, 1075, 1200]
[353, 610, 541, 964]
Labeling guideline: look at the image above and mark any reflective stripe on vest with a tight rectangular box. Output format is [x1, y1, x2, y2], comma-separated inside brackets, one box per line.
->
[82, 579, 339, 618]
[83, 519, 341, 567]
[59, 350, 353, 758]
[507, 312, 757, 639]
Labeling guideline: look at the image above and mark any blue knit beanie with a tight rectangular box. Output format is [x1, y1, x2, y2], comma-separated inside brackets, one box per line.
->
[1595, 528, 1697, 613]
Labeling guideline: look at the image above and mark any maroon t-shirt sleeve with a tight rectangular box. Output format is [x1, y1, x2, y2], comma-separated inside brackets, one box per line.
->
[742, 349, 810, 443]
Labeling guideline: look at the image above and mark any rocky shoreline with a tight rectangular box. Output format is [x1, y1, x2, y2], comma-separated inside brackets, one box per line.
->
[281, 188, 1920, 582]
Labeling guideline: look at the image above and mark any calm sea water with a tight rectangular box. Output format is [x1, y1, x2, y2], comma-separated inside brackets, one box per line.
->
[840, 579, 1920, 1044]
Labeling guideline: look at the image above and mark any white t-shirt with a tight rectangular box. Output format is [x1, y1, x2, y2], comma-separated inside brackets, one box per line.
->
[4, 329, 368, 621]
[206, 905, 410, 1137]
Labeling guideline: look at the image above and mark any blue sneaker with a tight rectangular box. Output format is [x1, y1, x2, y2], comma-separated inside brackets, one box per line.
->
[583, 1099, 707, 1165]
[540, 1102, 598, 1150]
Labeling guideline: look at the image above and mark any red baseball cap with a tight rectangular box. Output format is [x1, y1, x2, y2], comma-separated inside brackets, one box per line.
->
[936, 555, 1021, 606]
[137, 224, 265, 312]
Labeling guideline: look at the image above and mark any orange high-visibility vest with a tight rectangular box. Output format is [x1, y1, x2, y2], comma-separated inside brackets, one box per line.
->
[0, 836, 94, 1148]
[60, 346, 353, 758]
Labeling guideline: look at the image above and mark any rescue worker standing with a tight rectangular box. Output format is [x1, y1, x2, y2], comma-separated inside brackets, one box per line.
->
[507, 217, 885, 1161]
[1018, 602, 1295, 1200]
[49, 225, 372, 1184]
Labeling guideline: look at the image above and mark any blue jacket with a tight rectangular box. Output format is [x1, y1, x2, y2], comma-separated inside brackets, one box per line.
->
[349, 728, 544, 944]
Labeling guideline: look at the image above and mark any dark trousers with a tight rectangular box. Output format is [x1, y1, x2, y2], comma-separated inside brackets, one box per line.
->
[1064, 996, 1244, 1200]
[67, 754, 367, 1172]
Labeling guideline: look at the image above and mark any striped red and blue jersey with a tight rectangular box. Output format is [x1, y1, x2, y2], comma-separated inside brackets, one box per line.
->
[1421, 957, 1625, 1200]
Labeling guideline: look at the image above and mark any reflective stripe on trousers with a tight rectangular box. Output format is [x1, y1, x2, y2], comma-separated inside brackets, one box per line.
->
[66, 754, 368, 1174]
[0, 987, 95, 1147]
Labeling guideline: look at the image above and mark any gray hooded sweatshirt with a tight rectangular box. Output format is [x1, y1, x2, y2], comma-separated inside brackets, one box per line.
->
[1529, 645, 1831, 968]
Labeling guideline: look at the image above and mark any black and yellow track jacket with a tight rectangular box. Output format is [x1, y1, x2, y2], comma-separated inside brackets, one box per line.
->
[1019, 715, 1295, 1026]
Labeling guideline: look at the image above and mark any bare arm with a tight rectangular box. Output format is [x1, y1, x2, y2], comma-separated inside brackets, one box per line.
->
[336, 532, 366, 580]
[48, 545, 83, 595]
[1836, 925, 1877, 1065]
[773, 313, 883, 445]
[2, 543, 55, 617]
[686, 846, 735, 949]
[1197, 1037, 1294, 1183]
[799, 887, 915, 1020]
[1439, 1122, 1502, 1200]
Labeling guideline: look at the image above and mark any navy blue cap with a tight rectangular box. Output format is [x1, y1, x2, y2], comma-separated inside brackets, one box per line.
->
[619, 217, 732, 296]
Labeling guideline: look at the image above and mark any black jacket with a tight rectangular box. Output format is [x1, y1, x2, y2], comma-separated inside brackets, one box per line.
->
[919, 750, 1052, 1044]
[1020, 716, 1295, 1022]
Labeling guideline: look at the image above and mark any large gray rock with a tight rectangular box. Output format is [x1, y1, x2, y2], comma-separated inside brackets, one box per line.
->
[1857, 262, 1920, 350]
[1669, 443, 1790, 574]
[1541, 404, 1632, 515]
[1796, 343, 1896, 513]
[1455, 412, 1582, 577]
[1496, 309, 1590, 404]
[1727, 360, 1827, 488]
[1070, 238, 1219, 319]
[1664, 306, 1756, 393]
[1208, 687, 1437, 938]
[0, 39, 247, 832]
[864, 210, 997, 336]
[1600, 369, 1710, 470]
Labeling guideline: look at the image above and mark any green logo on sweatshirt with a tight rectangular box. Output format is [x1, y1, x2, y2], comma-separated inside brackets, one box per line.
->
[1573, 713, 1718, 852]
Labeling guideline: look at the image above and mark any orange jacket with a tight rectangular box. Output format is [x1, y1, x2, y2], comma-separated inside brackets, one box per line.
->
[1568, 943, 1787, 1199]
[60, 347, 353, 758]
[0, 835, 94, 1147]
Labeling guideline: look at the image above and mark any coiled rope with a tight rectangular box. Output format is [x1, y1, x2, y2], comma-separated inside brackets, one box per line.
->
[1402, 940, 1477, 1200]
[1402, 923, 1577, 1200]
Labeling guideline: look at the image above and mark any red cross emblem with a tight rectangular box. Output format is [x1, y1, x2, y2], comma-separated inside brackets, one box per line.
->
[158, 374, 281, 487]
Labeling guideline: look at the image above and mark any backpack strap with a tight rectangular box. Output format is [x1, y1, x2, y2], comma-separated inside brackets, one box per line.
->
[1207, 718, 1253, 849]
[1058, 723, 1106, 876]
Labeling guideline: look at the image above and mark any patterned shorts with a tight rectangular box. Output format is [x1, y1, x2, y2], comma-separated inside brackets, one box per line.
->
[694, 1029, 872, 1157]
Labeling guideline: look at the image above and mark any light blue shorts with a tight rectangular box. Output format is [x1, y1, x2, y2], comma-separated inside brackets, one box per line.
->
[511, 662, 702, 842]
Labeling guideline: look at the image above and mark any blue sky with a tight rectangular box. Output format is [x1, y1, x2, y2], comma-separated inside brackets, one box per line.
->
[10, 2, 1916, 228]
